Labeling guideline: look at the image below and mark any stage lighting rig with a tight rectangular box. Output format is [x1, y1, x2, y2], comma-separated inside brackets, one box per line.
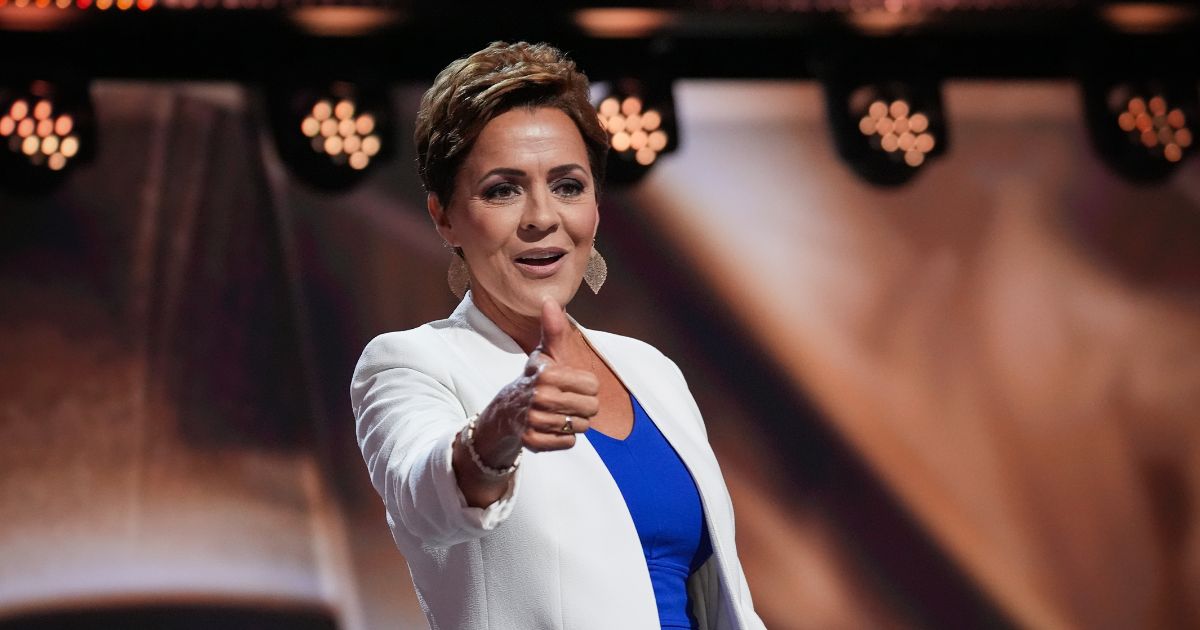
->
[824, 78, 947, 187]
[0, 80, 94, 194]
[594, 77, 678, 185]
[1083, 77, 1196, 183]
[267, 80, 392, 192]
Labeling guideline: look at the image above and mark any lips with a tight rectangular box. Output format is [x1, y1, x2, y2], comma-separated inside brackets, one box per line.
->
[513, 247, 567, 277]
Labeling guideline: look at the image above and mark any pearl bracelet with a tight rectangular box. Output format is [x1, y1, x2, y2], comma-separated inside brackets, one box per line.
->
[460, 413, 521, 478]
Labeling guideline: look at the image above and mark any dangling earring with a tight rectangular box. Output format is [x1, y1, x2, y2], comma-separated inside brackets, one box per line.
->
[584, 243, 607, 294]
[447, 249, 469, 299]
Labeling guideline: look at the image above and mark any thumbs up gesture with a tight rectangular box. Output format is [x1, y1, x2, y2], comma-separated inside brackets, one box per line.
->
[459, 298, 601, 486]
[520, 297, 601, 450]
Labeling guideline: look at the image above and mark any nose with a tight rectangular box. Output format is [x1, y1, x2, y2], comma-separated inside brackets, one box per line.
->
[520, 188, 558, 233]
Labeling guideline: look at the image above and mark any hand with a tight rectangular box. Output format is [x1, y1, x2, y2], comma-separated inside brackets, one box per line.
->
[464, 297, 601, 471]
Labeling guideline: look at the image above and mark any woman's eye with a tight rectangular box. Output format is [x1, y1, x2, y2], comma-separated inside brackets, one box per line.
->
[484, 183, 520, 200]
[554, 179, 584, 197]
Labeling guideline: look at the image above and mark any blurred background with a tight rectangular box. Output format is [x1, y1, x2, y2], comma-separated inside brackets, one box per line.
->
[2, 1, 1199, 628]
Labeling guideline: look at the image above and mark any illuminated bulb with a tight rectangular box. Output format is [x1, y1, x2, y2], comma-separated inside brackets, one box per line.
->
[355, 114, 374, 135]
[641, 110, 661, 131]
[648, 130, 668, 151]
[599, 98, 619, 118]
[909, 113, 929, 133]
[60, 136, 79, 157]
[301, 117, 320, 137]
[312, 100, 332, 121]
[915, 133, 935, 152]
[334, 100, 354, 120]
[349, 152, 369, 170]
[880, 133, 899, 152]
[361, 135, 381, 157]
[54, 115, 72, 136]
[611, 131, 631, 152]
[1175, 128, 1192, 148]
[858, 116, 876, 135]
[629, 130, 647, 150]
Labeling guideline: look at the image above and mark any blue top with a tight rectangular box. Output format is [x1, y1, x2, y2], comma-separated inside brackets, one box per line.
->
[587, 393, 713, 630]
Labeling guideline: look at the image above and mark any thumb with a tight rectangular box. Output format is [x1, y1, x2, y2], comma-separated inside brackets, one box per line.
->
[537, 296, 571, 361]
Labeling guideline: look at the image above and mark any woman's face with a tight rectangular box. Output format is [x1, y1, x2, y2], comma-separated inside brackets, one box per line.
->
[429, 106, 598, 319]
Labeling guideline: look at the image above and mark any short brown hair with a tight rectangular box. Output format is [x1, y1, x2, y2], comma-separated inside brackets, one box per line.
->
[414, 41, 609, 206]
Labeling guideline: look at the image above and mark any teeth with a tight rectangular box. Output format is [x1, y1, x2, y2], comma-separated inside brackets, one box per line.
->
[521, 252, 560, 260]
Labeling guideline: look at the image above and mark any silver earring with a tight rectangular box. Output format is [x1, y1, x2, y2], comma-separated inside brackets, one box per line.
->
[584, 245, 607, 294]
[447, 251, 469, 299]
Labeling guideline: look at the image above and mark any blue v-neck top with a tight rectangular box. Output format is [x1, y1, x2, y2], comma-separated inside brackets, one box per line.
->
[587, 393, 713, 630]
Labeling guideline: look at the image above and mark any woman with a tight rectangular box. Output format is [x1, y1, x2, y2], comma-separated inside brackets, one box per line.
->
[351, 41, 765, 629]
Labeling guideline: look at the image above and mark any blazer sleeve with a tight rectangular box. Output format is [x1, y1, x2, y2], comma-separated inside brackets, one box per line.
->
[351, 330, 521, 548]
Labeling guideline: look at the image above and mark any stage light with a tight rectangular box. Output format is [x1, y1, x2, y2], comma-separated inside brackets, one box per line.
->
[1084, 79, 1196, 182]
[594, 78, 677, 185]
[268, 81, 392, 191]
[0, 81, 93, 193]
[825, 79, 947, 187]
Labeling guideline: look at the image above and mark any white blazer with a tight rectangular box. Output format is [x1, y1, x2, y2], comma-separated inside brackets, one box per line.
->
[351, 291, 766, 630]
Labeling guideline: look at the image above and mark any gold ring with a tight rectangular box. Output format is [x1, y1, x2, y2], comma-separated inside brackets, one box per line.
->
[560, 416, 574, 434]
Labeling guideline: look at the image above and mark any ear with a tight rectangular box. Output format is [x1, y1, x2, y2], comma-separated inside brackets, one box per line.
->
[427, 192, 457, 246]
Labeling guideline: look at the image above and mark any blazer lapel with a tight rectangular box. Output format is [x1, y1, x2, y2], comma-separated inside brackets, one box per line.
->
[575, 321, 741, 627]
[574, 323, 719, 490]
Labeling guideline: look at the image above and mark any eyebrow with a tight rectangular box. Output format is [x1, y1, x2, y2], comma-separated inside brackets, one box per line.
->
[475, 163, 588, 187]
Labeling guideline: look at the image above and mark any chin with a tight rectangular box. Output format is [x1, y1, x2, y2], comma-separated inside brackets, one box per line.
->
[514, 281, 582, 314]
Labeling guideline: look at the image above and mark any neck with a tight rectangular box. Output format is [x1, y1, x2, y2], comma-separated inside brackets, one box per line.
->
[470, 287, 559, 355]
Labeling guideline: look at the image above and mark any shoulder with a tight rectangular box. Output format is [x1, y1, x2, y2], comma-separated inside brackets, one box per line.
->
[354, 318, 458, 379]
[584, 328, 688, 384]
[584, 328, 668, 362]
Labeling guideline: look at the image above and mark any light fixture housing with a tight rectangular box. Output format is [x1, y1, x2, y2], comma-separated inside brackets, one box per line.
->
[1083, 76, 1196, 183]
[594, 77, 678, 186]
[0, 80, 94, 194]
[267, 80, 392, 192]
[824, 77, 948, 187]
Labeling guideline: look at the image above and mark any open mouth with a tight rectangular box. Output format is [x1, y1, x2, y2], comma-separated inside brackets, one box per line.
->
[515, 253, 566, 266]
[513, 248, 568, 277]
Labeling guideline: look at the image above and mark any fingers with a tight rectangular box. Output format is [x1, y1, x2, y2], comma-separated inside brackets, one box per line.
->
[530, 386, 600, 418]
[535, 364, 599, 395]
[536, 296, 571, 361]
[521, 409, 592, 452]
